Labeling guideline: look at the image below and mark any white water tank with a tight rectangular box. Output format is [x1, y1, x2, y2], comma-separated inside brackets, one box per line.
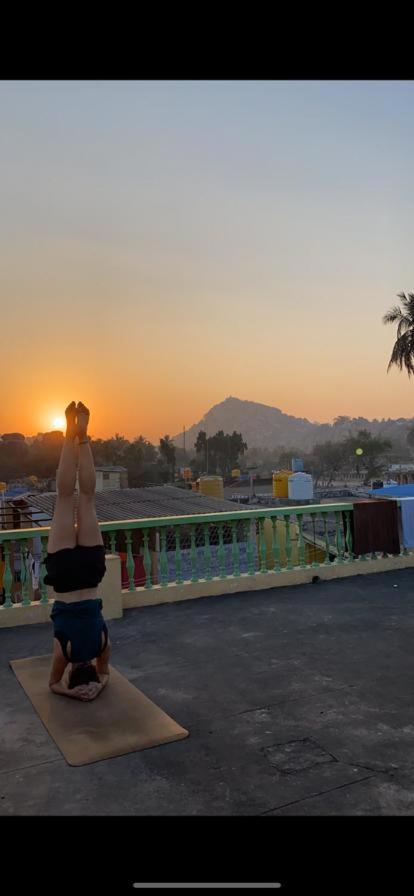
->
[288, 472, 314, 501]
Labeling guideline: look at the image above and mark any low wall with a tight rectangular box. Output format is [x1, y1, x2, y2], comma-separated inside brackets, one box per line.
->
[1, 552, 413, 628]
[122, 552, 414, 608]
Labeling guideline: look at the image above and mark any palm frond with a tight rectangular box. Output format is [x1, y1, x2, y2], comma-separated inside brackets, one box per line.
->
[387, 333, 405, 370]
[397, 292, 414, 318]
[384, 292, 414, 376]
[387, 332, 414, 376]
[397, 315, 413, 339]
[383, 305, 404, 325]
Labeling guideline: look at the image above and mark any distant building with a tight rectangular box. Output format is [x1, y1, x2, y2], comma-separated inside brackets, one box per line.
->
[388, 463, 414, 485]
[0, 433, 26, 443]
[94, 466, 129, 491]
[70, 466, 129, 492]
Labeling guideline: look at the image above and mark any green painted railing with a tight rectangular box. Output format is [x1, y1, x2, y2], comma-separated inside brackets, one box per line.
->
[0, 501, 408, 608]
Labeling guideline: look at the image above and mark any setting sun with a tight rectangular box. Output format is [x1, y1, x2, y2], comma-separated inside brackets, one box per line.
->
[52, 416, 65, 430]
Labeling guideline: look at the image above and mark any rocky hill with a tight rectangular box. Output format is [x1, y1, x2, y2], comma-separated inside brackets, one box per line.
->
[174, 396, 414, 453]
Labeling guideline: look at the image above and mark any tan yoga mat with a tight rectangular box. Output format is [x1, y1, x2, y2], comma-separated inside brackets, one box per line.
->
[10, 655, 189, 767]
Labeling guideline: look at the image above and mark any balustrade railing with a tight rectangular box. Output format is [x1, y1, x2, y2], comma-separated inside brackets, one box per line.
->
[0, 501, 407, 609]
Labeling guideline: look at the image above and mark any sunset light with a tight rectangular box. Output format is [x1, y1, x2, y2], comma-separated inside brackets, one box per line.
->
[3, 78, 414, 831]
[2, 81, 414, 441]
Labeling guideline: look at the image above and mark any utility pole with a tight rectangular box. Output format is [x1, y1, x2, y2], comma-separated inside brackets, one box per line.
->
[248, 465, 257, 499]
[205, 419, 209, 474]
[183, 426, 186, 458]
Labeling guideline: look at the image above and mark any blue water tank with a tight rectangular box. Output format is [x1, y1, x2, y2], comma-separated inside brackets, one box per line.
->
[291, 458, 304, 472]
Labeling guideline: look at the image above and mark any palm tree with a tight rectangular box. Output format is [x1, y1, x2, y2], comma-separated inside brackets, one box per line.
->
[383, 292, 414, 376]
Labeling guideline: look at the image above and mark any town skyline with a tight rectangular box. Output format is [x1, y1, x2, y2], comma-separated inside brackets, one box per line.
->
[2, 393, 414, 446]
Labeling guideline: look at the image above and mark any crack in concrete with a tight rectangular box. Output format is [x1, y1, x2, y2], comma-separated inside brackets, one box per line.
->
[262, 737, 340, 776]
[0, 757, 63, 778]
[259, 773, 376, 814]
[189, 685, 358, 732]
[342, 760, 396, 775]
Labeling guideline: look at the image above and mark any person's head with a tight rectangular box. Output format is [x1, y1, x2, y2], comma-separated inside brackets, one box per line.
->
[68, 662, 100, 689]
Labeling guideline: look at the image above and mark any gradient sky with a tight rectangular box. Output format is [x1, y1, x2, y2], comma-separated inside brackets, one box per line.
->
[1, 80, 414, 442]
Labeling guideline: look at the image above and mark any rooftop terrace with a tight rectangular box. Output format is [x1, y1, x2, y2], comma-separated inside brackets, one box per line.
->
[2, 567, 414, 815]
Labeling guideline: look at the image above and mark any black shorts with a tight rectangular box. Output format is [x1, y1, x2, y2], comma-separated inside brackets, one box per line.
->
[51, 598, 108, 664]
[44, 544, 106, 594]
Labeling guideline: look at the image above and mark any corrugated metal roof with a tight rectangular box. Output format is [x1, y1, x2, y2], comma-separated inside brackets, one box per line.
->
[17, 486, 241, 524]
[2, 487, 29, 499]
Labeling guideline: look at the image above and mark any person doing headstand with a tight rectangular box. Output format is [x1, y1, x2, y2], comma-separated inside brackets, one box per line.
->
[47, 401, 110, 702]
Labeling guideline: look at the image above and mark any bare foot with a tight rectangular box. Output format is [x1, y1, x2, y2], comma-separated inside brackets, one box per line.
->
[65, 401, 77, 440]
[76, 402, 90, 441]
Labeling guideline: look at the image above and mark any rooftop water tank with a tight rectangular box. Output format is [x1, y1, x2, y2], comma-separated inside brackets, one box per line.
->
[272, 470, 293, 498]
[288, 472, 314, 501]
[291, 458, 304, 472]
[199, 475, 224, 499]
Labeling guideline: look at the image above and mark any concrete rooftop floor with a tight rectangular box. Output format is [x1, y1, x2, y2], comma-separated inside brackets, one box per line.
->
[2, 568, 414, 815]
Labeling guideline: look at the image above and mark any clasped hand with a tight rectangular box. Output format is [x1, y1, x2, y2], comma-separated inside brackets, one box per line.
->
[71, 681, 103, 701]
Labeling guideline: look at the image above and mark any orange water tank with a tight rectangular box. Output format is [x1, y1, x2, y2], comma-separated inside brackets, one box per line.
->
[272, 470, 293, 499]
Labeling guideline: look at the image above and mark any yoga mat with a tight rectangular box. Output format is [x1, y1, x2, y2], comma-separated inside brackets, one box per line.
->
[10, 655, 188, 766]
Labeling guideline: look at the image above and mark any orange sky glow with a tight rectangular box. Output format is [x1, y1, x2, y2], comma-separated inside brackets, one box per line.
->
[2, 81, 414, 444]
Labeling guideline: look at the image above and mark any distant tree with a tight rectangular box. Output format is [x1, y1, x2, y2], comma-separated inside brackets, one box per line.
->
[123, 436, 157, 487]
[227, 431, 248, 474]
[194, 430, 208, 473]
[42, 431, 64, 448]
[308, 441, 349, 487]
[343, 430, 392, 483]
[159, 435, 176, 482]
[383, 291, 414, 376]
[207, 431, 228, 475]
[97, 434, 129, 466]
[195, 429, 247, 476]
[407, 425, 414, 453]
[1, 433, 26, 442]
[333, 416, 351, 427]
[195, 431, 207, 454]
[89, 438, 107, 465]
[195, 429, 216, 473]
[28, 431, 64, 479]
[172, 446, 186, 466]
[189, 455, 202, 478]
[0, 436, 30, 481]
[276, 448, 304, 470]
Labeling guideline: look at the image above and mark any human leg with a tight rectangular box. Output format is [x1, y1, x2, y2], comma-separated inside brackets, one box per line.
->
[76, 402, 103, 547]
[47, 402, 77, 553]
